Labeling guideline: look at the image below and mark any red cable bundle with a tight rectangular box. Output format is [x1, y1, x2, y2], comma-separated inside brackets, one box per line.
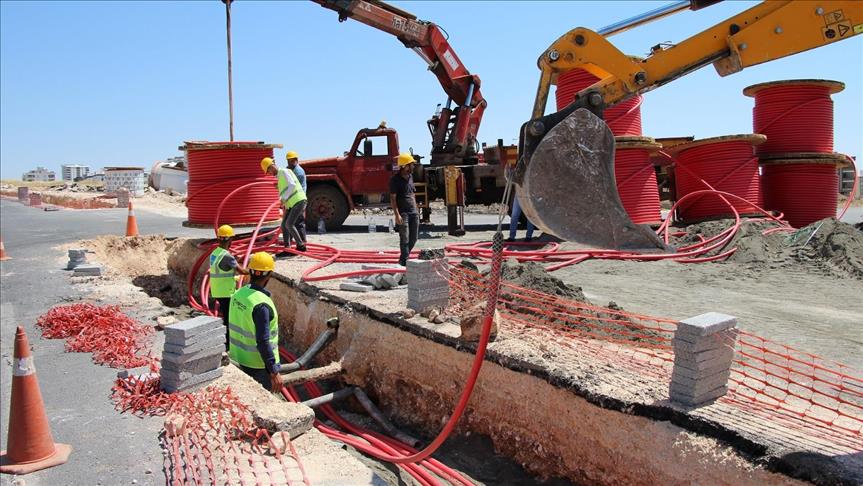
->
[744, 80, 843, 155]
[674, 137, 762, 222]
[615, 140, 661, 225]
[762, 162, 839, 228]
[556, 69, 642, 135]
[184, 142, 281, 226]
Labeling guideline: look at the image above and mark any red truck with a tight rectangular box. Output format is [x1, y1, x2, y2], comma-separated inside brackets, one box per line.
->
[302, 125, 514, 231]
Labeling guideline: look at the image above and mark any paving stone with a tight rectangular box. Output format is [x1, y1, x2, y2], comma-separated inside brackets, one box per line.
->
[161, 360, 223, 383]
[670, 384, 728, 405]
[160, 352, 222, 375]
[340, 281, 374, 292]
[673, 352, 734, 374]
[164, 316, 223, 343]
[162, 345, 223, 365]
[671, 358, 732, 380]
[407, 286, 450, 301]
[676, 312, 737, 337]
[674, 342, 735, 363]
[164, 324, 225, 347]
[406, 259, 447, 272]
[671, 368, 731, 392]
[163, 332, 225, 355]
[673, 327, 738, 348]
[72, 264, 102, 276]
[160, 367, 224, 393]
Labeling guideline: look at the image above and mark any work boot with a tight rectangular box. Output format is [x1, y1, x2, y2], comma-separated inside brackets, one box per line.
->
[296, 244, 307, 253]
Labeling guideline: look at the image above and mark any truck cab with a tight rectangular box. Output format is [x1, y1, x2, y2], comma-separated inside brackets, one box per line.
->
[301, 127, 401, 230]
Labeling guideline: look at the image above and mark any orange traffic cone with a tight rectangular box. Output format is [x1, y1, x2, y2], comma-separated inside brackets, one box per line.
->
[0, 236, 10, 261]
[125, 201, 139, 237]
[0, 327, 72, 475]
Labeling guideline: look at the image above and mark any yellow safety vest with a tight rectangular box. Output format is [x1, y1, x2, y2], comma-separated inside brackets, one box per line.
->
[228, 286, 280, 369]
[209, 247, 236, 298]
[278, 168, 307, 209]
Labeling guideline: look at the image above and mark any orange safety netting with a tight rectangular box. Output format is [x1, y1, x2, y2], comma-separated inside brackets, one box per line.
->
[112, 374, 310, 486]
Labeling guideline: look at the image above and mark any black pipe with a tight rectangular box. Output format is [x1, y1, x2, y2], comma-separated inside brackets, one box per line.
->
[281, 317, 339, 374]
[353, 388, 422, 448]
[300, 386, 356, 409]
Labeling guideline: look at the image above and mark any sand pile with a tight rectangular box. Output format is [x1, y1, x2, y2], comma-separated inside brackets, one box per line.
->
[498, 260, 588, 301]
[79, 234, 182, 278]
[672, 218, 863, 279]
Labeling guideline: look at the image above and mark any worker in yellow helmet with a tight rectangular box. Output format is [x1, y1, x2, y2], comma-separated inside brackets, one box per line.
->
[389, 153, 418, 266]
[228, 251, 282, 392]
[210, 225, 249, 350]
[261, 157, 307, 254]
[285, 151, 307, 245]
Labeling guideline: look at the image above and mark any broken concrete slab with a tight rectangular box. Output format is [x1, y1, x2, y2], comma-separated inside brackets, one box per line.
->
[340, 281, 374, 292]
[164, 316, 223, 342]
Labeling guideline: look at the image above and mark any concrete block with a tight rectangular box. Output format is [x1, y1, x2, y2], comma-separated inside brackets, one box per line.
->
[671, 358, 732, 381]
[673, 343, 735, 364]
[161, 367, 224, 393]
[164, 316, 223, 342]
[163, 333, 225, 355]
[340, 281, 374, 292]
[670, 384, 728, 405]
[671, 368, 731, 393]
[672, 331, 737, 353]
[407, 286, 450, 302]
[676, 312, 737, 337]
[72, 264, 102, 276]
[406, 270, 448, 285]
[17, 186, 29, 203]
[164, 324, 224, 347]
[673, 352, 734, 374]
[160, 352, 222, 375]
[162, 345, 223, 365]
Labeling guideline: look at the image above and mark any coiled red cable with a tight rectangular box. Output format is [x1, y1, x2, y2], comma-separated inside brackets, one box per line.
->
[556, 69, 642, 135]
[674, 140, 761, 222]
[185, 144, 281, 225]
[749, 83, 837, 155]
[762, 163, 839, 228]
[615, 147, 661, 225]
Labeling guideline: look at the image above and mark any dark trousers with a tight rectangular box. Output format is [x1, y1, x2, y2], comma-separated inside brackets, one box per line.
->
[212, 297, 231, 351]
[398, 212, 419, 265]
[239, 365, 271, 391]
[295, 211, 307, 243]
[281, 201, 307, 248]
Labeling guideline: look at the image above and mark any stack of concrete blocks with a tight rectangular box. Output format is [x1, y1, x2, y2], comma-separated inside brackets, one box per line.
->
[161, 316, 225, 393]
[670, 312, 738, 406]
[66, 249, 88, 270]
[17, 186, 29, 204]
[406, 258, 449, 312]
[116, 187, 130, 209]
[29, 193, 42, 207]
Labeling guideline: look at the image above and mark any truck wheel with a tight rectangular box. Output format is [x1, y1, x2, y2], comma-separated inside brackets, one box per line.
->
[306, 185, 349, 231]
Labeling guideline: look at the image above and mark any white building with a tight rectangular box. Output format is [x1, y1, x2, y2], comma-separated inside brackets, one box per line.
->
[61, 164, 91, 181]
[22, 167, 56, 182]
[104, 167, 146, 196]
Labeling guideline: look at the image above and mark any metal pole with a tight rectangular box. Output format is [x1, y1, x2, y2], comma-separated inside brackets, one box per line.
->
[598, 0, 691, 37]
[223, 0, 235, 141]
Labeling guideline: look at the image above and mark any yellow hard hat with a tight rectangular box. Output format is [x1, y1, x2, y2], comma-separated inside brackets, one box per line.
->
[248, 252, 275, 273]
[396, 153, 415, 167]
[261, 157, 275, 173]
[217, 224, 235, 238]
[285, 151, 299, 161]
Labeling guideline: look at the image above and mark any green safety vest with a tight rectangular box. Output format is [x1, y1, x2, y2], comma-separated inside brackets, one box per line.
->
[228, 286, 280, 369]
[278, 168, 307, 209]
[209, 247, 236, 299]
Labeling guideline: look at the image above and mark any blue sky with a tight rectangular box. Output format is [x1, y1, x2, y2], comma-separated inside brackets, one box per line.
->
[1, 1, 861, 179]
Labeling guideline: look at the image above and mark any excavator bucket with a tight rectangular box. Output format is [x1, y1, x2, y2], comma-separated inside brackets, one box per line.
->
[517, 108, 668, 251]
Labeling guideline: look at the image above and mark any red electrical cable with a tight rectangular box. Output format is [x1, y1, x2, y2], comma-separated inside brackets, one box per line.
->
[749, 83, 837, 155]
[674, 140, 761, 222]
[615, 147, 662, 225]
[185, 144, 281, 226]
[762, 163, 839, 228]
[556, 69, 642, 135]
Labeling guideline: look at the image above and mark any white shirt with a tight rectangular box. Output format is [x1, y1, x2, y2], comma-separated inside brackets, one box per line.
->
[278, 167, 296, 202]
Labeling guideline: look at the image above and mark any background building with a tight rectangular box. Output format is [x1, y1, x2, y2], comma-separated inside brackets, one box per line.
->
[104, 166, 146, 196]
[61, 164, 91, 181]
[22, 167, 56, 182]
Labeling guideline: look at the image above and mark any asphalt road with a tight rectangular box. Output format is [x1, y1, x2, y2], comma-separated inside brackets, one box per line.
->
[0, 200, 210, 486]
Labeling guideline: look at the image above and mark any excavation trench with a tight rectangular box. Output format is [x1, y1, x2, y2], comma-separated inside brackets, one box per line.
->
[163, 238, 819, 486]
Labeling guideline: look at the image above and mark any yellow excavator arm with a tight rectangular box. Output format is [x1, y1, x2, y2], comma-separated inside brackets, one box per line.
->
[516, 0, 862, 250]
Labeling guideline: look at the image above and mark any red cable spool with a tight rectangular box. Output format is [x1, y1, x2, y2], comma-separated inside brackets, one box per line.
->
[743, 79, 844, 155]
[672, 134, 765, 223]
[615, 137, 662, 225]
[183, 141, 283, 227]
[761, 157, 842, 228]
[555, 69, 642, 135]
